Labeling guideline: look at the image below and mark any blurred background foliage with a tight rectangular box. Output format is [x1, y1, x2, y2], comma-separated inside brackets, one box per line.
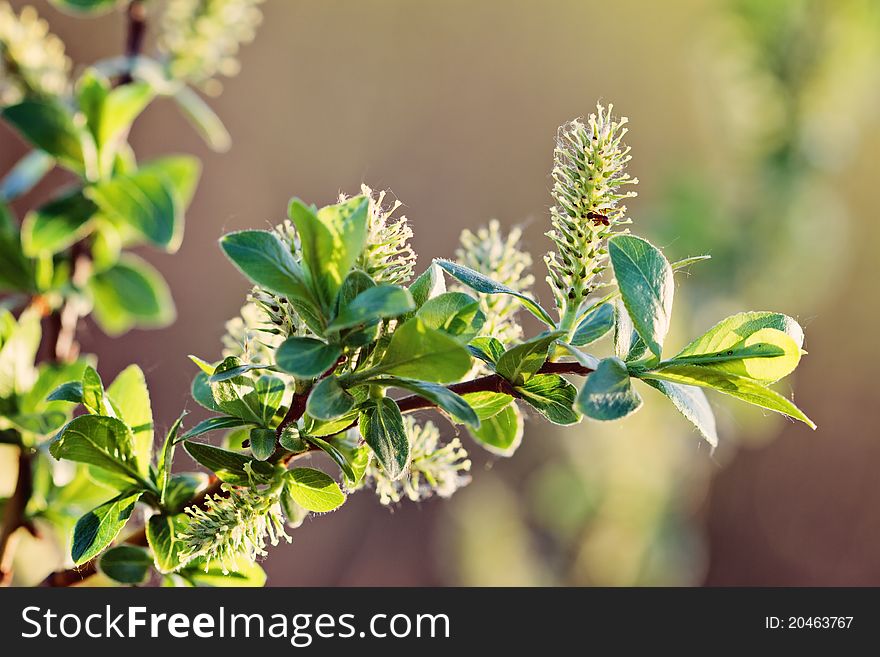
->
[2, 0, 879, 585]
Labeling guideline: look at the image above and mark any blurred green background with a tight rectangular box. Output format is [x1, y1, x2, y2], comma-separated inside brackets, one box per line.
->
[2, 0, 880, 586]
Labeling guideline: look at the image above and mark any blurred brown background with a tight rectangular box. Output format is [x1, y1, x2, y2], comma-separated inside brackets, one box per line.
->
[2, 0, 879, 586]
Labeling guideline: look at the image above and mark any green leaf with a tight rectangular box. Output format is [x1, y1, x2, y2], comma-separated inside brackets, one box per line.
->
[21, 190, 97, 256]
[276, 337, 342, 378]
[334, 432, 371, 489]
[107, 365, 153, 475]
[208, 362, 271, 383]
[156, 412, 186, 506]
[376, 317, 472, 383]
[172, 85, 232, 152]
[327, 284, 414, 332]
[468, 336, 505, 366]
[306, 375, 356, 421]
[515, 374, 580, 425]
[163, 473, 207, 512]
[671, 312, 805, 382]
[0, 150, 55, 202]
[571, 303, 614, 347]
[99, 545, 153, 584]
[88, 254, 175, 335]
[191, 371, 221, 412]
[181, 415, 250, 440]
[495, 331, 565, 385]
[208, 357, 281, 425]
[613, 300, 649, 363]
[72, 491, 142, 565]
[146, 513, 188, 574]
[0, 307, 40, 398]
[289, 196, 369, 310]
[81, 366, 110, 416]
[408, 263, 445, 310]
[359, 398, 408, 480]
[461, 391, 513, 420]
[666, 328, 801, 383]
[183, 441, 280, 486]
[416, 291, 486, 341]
[434, 258, 555, 326]
[643, 379, 717, 448]
[285, 468, 346, 512]
[469, 404, 523, 456]
[608, 235, 674, 357]
[576, 357, 643, 421]
[181, 559, 266, 587]
[302, 435, 356, 481]
[138, 156, 201, 210]
[86, 170, 182, 252]
[47, 381, 84, 403]
[2, 100, 84, 172]
[638, 365, 816, 429]
[373, 377, 480, 428]
[219, 230, 317, 311]
[50, 415, 146, 486]
[249, 427, 276, 461]
[671, 254, 711, 270]
[280, 488, 309, 529]
[96, 82, 153, 156]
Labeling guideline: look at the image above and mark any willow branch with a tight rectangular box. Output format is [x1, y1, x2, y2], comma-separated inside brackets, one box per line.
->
[43, 359, 594, 586]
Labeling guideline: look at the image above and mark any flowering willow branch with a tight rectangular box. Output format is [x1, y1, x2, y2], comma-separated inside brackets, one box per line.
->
[42, 358, 593, 586]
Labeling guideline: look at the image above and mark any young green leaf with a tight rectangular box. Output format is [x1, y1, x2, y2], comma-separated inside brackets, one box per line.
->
[219, 229, 318, 313]
[81, 366, 111, 416]
[50, 415, 145, 486]
[21, 190, 97, 256]
[276, 337, 342, 378]
[98, 545, 153, 585]
[182, 441, 280, 486]
[181, 415, 250, 440]
[408, 263, 445, 310]
[2, 100, 85, 173]
[138, 156, 201, 209]
[571, 303, 614, 347]
[495, 331, 565, 385]
[515, 374, 580, 425]
[306, 376, 356, 421]
[665, 327, 801, 383]
[301, 435, 356, 481]
[468, 336, 506, 366]
[638, 365, 816, 429]
[416, 291, 486, 341]
[376, 317, 472, 383]
[249, 427, 276, 461]
[47, 381, 84, 403]
[162, 473, 208, 512]
[643, 379, 717, 449]
[372, 376, 480, 428]
[88, 254, 175, 335]
[614, 299, 649, 363]
[71, 491, 142, 565]
[107, 364, 153, 474]
[677, 311, 804, 350]
[190, 371, 222, 413]
[327, 284, 414, 332]
[461, 391, 513, 420]
[285, 468, 346, 513]
[96, 82, 154, 162]
[86, 170, 183, 252]
[468, 404, 523, 456]
[289, 197, 369, 310]
[434, 258, 555, 327]
[145, 513, 188, 574]
[576, 357, 643, 421]
[359, 398, 409, 480]
[179, 559, 266, 587]
[608, 235, 674, 357]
